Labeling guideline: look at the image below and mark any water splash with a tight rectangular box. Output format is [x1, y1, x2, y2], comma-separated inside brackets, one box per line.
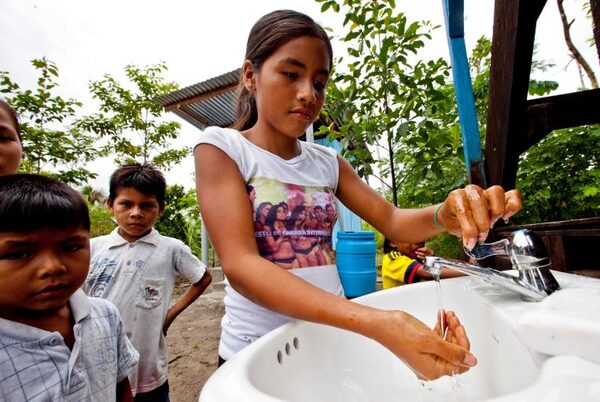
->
[417, 377, 464, 401]
[450, 372, 464, 391]
[417, 379, 434, 402]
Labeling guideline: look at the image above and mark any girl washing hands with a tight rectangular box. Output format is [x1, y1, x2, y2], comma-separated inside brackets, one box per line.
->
[194, 9, 521, 380]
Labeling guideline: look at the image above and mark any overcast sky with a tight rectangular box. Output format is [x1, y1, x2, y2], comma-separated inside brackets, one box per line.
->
[1, 0, 597, 191]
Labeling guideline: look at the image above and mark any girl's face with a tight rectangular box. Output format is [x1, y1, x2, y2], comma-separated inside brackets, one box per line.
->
[261, 204, 271, 218]
[251, 36, 330, 139]
[0, 106, 22, 176]
[297, 210, 306, 222]
[276, 207, 286, 221]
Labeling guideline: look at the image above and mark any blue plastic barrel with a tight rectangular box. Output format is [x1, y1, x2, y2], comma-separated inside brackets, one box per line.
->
[336, 231, 377, 298]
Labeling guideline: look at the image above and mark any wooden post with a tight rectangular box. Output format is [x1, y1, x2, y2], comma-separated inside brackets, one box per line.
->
[484, 0, 547, 189]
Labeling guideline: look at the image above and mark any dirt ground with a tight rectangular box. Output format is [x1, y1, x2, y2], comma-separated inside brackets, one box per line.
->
[166, 286, 225, 402]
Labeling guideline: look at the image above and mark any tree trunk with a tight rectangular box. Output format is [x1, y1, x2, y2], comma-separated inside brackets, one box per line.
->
[557, 0, 599, 88]
[591, 0, 600, 65]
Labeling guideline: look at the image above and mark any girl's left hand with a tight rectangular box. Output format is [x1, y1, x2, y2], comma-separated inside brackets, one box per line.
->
[437, 185, 522, 249]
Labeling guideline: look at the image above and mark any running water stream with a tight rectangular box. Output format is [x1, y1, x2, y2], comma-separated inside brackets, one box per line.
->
[417, 273, 465, 401]
[435, 275, 447, 340]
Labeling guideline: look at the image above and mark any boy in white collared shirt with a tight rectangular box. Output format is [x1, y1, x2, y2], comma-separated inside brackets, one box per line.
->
[0, 174, 138, 401]
[85, 163, 211, 402]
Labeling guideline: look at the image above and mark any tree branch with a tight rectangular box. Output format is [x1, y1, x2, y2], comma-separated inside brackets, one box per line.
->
[557, 0, 598, 88]
[591, 0, 600, 65]
[368, 172, 394, 191]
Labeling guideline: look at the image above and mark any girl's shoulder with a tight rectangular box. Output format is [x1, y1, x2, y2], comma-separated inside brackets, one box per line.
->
[202, 125, 239, 136]
[194, 126, 247, 163]
[301, 140, 338, 158]
[196, 126, 242, 147]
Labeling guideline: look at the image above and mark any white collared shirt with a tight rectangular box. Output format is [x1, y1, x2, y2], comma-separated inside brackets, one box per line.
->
[85, 228, 206, 395]
[0, 290, 139, 401]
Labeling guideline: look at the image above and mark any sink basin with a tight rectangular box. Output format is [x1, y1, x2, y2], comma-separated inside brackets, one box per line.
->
[199, 271, 600, 401]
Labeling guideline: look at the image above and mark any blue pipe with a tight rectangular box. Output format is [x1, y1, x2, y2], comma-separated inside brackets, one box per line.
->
[442, 0, 487, 186]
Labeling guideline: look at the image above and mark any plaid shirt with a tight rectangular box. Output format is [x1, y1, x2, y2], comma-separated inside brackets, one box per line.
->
[0, 290, 138, 401]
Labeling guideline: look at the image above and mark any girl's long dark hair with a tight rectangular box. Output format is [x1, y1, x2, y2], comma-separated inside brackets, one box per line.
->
[232, 10, 333, 131]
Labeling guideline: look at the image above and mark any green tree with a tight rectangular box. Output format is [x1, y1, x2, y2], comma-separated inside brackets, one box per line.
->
[317, 1, 599, 255]
[154, 185, 203, 257]
[155, 185, 188, 241]
[514, 125, 600, 223]
[317, 0, 458, 207]
[77, 63, 187, 169]
[0, 58, 99, 184]
[88, 203, 116, 238]
[81, 186, 115, 237]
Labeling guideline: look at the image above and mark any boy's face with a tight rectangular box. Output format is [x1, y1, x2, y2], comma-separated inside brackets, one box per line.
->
[0, 227, 90, 318]
[109, 187, 162, 243]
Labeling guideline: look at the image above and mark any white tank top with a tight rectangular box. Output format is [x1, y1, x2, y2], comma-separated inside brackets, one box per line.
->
[195, 127, 345, 359]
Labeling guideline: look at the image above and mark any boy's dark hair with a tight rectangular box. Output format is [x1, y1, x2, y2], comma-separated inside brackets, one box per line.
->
[0, 174, 90, 232]
[233, 10, 333, 131]
[0, 99, 21, 142]
[383, 238, 394, 254]
[109, 163, 166, 209]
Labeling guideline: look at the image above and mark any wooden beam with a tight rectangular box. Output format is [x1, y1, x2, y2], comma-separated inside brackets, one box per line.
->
[522, 88, 600, 152]
[493, 216, 600, 232]
[484, 0, 547, 189]
[164, 82, 239, 112]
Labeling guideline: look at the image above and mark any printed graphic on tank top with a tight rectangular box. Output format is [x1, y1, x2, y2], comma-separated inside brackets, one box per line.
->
[249, 177, 337, 269]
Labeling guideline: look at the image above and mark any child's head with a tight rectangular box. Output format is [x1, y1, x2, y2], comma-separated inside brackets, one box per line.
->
[0, 174, 90, 318]
[0, 174, 90, 233]
[0, 99, 22, 175]
[109, 163, 166, 209]
[233, 9, 333, 131]
[383, 239, 425, 259]
[108, 163, 166, 242]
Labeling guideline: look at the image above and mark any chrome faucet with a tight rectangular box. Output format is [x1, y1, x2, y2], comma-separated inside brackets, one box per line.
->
[423, 229, 561, 302]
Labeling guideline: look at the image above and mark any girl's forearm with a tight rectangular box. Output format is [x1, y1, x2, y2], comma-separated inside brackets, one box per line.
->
[379, 205, 444, 244]
[223, 254, 381, 336]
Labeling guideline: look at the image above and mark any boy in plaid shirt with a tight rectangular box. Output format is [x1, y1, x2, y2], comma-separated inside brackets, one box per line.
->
[0, 174, 138, 401]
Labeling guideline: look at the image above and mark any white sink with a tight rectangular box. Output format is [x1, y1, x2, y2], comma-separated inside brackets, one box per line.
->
[200, 271, 600, 401]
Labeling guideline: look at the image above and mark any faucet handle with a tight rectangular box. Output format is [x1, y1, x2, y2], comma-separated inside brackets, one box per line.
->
[464, 238, 510, 260]
[508, 229, 561, 295]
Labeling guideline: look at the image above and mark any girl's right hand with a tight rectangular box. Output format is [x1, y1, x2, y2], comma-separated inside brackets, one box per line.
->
[366, 309, 477, 380]
[437, 185, 522, 249]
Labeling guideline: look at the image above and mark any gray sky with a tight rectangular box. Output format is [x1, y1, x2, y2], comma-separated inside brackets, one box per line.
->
[1, 0, 597, 191]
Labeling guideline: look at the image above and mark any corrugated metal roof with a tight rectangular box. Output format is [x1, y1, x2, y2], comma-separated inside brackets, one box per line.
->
[155, 68, 241, 129]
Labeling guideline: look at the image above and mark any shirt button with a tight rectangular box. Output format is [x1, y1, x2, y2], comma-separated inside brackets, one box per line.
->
[48, 337, 60, 346]
[129, 244, 134, 248]
[127, 261, 131, 266]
